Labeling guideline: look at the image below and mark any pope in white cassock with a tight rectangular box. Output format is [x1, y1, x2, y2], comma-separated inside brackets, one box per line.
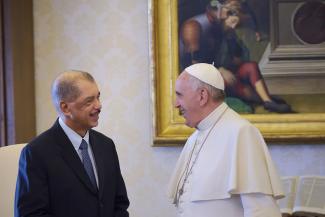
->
[167, 63, 285, 217]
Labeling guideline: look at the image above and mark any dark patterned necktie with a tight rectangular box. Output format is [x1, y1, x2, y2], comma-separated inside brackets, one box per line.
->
[79, 139, 97, 189]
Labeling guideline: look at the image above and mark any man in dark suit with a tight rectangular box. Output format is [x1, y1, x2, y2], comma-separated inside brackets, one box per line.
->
[15, 70, 129, 217]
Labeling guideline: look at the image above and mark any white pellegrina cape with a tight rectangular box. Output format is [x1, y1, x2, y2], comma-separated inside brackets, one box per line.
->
[167, 103, 284, 203]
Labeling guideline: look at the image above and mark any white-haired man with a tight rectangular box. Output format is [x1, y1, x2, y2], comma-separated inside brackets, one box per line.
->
[168, 63, 284, 217]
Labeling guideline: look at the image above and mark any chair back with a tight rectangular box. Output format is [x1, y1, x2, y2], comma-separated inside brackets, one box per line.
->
[0, 144, 26, 217]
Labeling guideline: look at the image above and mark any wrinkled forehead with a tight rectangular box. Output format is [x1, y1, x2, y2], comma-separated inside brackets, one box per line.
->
[176, 72, 195, 91]
[177, 71, 191, 84]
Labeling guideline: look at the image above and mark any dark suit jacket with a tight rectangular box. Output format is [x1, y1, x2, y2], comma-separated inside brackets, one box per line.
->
[15, 120, 129, 217]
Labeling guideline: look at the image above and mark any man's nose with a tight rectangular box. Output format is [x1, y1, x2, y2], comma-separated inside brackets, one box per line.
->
[95, 98, 102, 109]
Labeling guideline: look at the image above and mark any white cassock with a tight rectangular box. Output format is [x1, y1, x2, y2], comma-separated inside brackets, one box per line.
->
[167, 103, 285, 217]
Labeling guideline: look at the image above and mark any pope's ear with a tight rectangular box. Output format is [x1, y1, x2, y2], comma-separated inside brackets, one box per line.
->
[199, 88, 209, 106]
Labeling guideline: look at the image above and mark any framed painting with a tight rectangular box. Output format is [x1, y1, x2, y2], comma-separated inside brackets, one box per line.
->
[148, 0, 325, 146]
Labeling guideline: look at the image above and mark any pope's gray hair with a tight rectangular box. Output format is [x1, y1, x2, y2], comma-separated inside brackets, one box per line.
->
[188, 74, 225, 102]
[51, 70, 95, 113]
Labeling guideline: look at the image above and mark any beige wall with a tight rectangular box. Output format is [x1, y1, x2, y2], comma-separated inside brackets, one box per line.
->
[33, 1, 325, 217]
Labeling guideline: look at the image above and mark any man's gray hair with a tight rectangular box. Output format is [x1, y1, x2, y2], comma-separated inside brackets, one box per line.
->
[51, 70, 95, 113]
[188, 74, 225, 102]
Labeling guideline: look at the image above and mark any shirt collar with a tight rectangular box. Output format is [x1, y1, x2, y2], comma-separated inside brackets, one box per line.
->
[197, 102, 228, 131]
[59, 118, 90, 150]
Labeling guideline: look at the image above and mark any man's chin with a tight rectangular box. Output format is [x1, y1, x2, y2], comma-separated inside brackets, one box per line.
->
[90, 115, 99, 124]
[89, 120, 99, 128]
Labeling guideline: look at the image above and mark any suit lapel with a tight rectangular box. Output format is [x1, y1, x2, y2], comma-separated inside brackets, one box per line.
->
[52, 120, 98, 195]
[89, 131, 106, 199]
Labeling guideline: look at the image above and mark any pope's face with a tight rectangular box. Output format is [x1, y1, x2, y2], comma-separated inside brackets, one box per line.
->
[175, 73, 202, 128]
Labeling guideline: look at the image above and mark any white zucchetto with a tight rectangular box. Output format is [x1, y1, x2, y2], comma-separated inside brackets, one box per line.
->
[185, 63, 225, 91]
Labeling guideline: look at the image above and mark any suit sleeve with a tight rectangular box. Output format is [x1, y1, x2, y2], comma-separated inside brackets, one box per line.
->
[15, 145, 54, 217]
[112, 146, 129, 217]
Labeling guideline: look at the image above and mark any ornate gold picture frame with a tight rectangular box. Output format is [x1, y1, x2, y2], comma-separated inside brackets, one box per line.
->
[149, 0, 325, 146]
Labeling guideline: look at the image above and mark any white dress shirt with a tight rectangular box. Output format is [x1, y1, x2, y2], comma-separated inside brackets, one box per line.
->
[59, 118, 99, 186]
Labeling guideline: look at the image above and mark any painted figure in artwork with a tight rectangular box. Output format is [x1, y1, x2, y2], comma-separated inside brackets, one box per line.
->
[178, 0, 292, 113]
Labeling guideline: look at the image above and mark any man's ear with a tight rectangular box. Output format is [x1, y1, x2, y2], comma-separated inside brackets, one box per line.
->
[60, 101, 70, 116]
[199, 88, 209, 106]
